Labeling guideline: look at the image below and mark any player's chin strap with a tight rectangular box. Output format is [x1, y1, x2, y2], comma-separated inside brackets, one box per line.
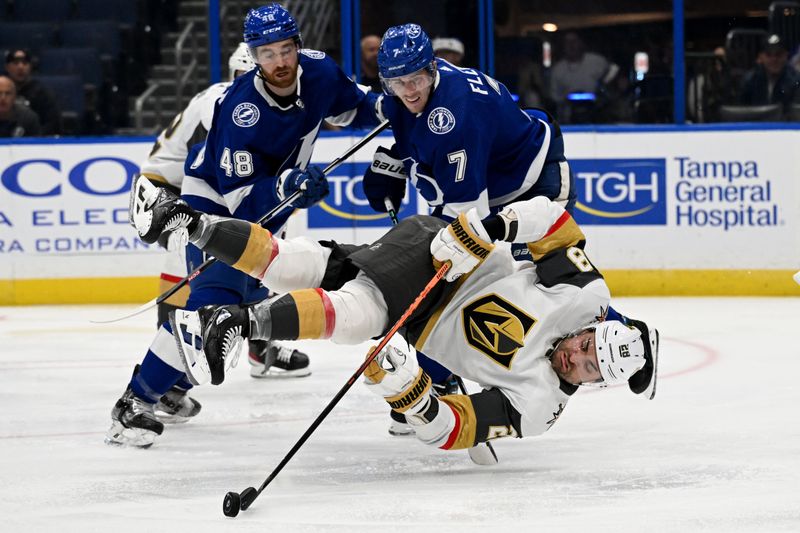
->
[93, 120, 390, 324]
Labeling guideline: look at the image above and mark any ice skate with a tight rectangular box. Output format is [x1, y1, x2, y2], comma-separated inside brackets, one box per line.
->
[154, 385, 202, 424]
[105, 386, 164, 448]
[248, 340, 311, 378]
[130, 174, 199, 244]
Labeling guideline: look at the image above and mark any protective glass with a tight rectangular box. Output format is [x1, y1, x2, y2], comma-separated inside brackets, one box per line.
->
[380, 69, 435, 96]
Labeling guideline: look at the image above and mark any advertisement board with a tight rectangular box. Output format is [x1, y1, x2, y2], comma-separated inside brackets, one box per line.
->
[1, 126, 798, 304]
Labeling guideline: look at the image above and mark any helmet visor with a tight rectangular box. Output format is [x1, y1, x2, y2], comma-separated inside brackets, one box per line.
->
[380, 68, 434, 96]
[249, 41, 298, 66]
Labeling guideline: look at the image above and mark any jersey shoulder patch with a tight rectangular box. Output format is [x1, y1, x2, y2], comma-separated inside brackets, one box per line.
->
[300, 49, 326, 60]
[231, 102, 260, 127]
[427, 106, 456, 134]
[535, 245, 603, 288]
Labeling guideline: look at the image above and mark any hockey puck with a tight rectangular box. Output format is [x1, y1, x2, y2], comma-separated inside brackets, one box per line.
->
[223, 492, 241, 517]
[239, 486, 259, 511]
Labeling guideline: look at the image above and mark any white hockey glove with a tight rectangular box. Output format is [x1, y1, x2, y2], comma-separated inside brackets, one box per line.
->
[430, 208, 495, 282]
[496, 196, 566, 243]
[363, 344, 432, 416]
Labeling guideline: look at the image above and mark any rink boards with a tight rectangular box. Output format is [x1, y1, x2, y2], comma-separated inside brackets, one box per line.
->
[1, 125, 798, 304]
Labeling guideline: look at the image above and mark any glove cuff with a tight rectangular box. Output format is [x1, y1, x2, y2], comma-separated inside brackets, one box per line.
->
[370, 148, 406, 180]
[275, 169, 293, 202]
[385, 369, 432, 414]
[448, 210, 495, 261]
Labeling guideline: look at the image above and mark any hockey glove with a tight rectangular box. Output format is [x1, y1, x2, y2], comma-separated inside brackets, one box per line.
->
[364, 344, 432, 416]
[494, 196, 567, 243]
[362, 145, 407, 212]
[430, 208, 495, 282]
[130, 174, 200, 246]
[276, 165, 329, 209]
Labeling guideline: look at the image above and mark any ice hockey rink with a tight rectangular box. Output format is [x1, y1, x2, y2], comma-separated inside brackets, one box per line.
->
[1, 296, 798, 532]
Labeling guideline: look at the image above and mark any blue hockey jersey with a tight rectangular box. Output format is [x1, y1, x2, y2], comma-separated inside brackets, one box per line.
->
[183, 49, 378, 231]
[380, 60, 568, 219]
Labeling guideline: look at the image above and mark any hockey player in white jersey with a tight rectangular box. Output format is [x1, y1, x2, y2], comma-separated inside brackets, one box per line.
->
[130, 176, 659, 451]
[106, 3, 380, 448]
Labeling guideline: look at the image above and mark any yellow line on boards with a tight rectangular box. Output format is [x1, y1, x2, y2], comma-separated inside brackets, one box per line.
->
[0, 270, 798, 305]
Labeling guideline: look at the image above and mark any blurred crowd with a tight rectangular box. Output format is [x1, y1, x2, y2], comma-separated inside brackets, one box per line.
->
[3, 1, 800, 137]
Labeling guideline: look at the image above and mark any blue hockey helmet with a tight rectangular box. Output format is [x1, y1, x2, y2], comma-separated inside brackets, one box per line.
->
[243, 4, 302, 49]
[378, 24, 435, 80]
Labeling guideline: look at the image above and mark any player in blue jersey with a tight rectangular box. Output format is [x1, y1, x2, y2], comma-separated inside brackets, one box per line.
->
[106, 3, 380, 448]
[363, 23, 574, 224]
[361, 24, 614, 435]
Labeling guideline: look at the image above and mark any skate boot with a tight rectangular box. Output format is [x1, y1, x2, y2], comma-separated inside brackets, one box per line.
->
[248, 339, 311, 378]
[154, 385, 202, 424]
[130, 174, 199, 244]
[105, 386, 164, 448]
[387, 374, 460, 436]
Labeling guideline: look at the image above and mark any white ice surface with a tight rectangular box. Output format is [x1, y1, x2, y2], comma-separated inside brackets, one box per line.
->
[1, 298, 799, 532]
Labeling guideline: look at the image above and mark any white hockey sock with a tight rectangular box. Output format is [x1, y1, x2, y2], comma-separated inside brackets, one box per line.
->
[262, 236, 331, 293]
[327, 272, 389, 344]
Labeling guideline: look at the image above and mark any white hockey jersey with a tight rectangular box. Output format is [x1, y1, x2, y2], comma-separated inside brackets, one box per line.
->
[139, 82, 231, 188]
[413, 215, 610, 438]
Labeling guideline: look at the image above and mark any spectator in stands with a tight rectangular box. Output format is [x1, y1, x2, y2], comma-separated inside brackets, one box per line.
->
[360, 34, 382, 93]
[549, 32, 618, 124]
[0, 75, 41, 137]
[4, 49, 61, 135]
[687, 46, 734, 123]
[739, 34, 800, 119]
[432, 37, 465, 66]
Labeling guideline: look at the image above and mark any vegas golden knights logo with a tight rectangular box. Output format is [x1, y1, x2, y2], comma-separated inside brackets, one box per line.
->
[462, 294, 536, 369]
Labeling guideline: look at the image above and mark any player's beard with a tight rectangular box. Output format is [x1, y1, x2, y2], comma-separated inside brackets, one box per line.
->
[263, 63, 298, 91]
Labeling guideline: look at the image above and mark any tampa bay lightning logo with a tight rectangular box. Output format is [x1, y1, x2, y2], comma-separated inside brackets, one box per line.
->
[427, 107, 456, 134]
[407, 25, 421, 38]
[232, 102, 260, 127]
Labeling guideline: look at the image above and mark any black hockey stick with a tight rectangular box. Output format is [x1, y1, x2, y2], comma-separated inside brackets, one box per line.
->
[223, 262, 451, 518]
[383, 199, 498, 465]
[93, 120, 390, 324]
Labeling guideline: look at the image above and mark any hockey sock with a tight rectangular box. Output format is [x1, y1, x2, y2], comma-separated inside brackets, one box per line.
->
[190, 216, 278, 279]
[251, 289, 336, 341]
[130, 351, 186, 403]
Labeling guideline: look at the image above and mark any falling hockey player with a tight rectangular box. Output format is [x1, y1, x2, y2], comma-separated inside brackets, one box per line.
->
[128, 174, 660, 452]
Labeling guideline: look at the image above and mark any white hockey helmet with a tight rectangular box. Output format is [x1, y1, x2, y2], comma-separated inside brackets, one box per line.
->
[228, 42, 255, 80]
[593, 319, 659, 399]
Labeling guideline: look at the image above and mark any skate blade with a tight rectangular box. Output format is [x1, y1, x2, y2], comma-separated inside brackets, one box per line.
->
[104, 422, 156, 449]
[249, 367, 312, 379]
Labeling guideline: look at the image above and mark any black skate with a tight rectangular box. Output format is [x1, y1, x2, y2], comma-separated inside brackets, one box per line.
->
[154, 385, 202, 424]
[130, 174, 199, 244]
[105, 386, 164, 448]
[248, 339, 311, 378]
[201, 304, 251, 385]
